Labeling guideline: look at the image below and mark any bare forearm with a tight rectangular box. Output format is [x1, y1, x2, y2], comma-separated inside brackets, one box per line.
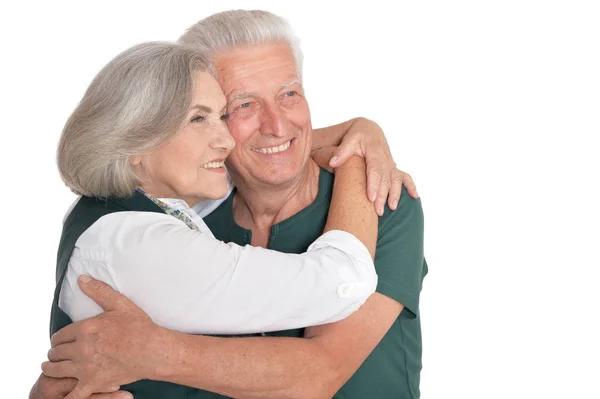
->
[312, 118, 362, 150]
[324, 156, 378, 257]
[152, 328, 337, 399]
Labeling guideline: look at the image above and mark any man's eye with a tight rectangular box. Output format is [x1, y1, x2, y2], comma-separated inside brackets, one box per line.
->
[220, 113, 230, 121]
[285, 91, 296, 97]
[240, 102, 251, 108]
[191, 115, 205, 123]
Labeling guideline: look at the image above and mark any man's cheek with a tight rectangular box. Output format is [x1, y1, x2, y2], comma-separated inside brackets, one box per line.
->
[227, 115, 260, 138]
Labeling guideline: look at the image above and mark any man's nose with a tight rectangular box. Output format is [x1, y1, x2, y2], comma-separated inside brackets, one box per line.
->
[259, 102, 290, 138]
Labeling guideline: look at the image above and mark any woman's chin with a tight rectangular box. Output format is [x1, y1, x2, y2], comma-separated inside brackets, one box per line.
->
[203, 187, 229, 200]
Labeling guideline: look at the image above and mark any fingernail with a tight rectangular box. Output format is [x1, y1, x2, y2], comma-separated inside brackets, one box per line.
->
[369, 191, 376, 202]
[329, 156, 338, 165]
[107, 386, 120, 392]
[79, 274, 91, 284]
[118, 393, 134, 399]
[391, 199, 398, 209]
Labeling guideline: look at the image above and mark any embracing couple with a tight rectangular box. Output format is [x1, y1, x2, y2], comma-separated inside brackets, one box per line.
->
[31, 9, 427, 399]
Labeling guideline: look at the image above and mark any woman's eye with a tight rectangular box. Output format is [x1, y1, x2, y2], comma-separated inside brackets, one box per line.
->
[191, 115, 205, 123]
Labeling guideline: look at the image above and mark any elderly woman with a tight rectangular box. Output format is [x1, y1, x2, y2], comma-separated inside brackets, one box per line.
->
[50, 40, 384, 346]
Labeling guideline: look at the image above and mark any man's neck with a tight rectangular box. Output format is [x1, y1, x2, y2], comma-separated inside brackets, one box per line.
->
[231, 160, 321, 247]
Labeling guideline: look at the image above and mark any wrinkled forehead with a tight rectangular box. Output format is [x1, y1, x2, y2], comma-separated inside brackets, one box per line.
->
[212, 43, 300, 98]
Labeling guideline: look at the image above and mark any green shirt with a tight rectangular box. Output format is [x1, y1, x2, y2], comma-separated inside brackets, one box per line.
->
[51, 169, 427, 398]
[204, 169, 428, 398]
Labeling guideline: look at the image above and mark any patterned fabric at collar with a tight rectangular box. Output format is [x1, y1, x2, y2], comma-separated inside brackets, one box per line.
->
[135, 188, 200, 232]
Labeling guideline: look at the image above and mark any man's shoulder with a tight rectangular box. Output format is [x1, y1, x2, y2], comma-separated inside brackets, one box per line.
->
[378, 185, 424, 235]
[372, 186, 426, 317]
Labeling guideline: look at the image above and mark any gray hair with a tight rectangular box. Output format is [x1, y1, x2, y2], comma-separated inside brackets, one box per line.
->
[57, 42, 210, 198]
[178, 10, 303, 78]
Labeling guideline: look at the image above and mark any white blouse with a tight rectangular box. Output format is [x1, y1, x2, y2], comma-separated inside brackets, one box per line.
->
[59, 196, 377, 335]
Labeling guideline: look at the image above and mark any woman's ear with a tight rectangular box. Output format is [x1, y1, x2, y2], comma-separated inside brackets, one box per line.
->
[129, 156, 142, 166]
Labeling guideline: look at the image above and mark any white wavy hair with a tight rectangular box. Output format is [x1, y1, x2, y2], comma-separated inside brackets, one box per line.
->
[178, 9, 304, 78]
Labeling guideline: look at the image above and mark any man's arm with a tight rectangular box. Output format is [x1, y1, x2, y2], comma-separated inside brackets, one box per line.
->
[155, 293, 402, 399]
[312, 118, 363, 149]
[44, 281, 401, 399]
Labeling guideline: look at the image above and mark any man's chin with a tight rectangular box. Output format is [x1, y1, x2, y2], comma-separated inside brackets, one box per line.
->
[256, 167, 310, 186]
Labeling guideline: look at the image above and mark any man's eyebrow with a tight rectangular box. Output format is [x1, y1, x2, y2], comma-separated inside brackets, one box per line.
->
[225, 81, 301, 107]
[226, 92, 256, 107]
[280, 80, 301, 90]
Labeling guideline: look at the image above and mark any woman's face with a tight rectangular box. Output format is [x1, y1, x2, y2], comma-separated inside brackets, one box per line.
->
[134, 71, 235, 205]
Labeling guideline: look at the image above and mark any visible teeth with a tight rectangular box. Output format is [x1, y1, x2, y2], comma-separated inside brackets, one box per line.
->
[201, 160, 225, 169]
[253, 140, 291, 154]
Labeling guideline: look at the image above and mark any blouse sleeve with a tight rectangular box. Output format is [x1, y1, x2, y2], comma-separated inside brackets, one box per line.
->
[61, 211, 377, 335]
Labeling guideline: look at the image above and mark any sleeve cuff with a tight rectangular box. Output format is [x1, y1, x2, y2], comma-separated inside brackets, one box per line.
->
[307, 229, 373, 266]
[377, 280, 420, 319]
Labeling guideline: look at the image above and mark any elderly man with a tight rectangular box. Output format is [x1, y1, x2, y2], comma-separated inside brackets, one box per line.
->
[33, 10, 427, 399]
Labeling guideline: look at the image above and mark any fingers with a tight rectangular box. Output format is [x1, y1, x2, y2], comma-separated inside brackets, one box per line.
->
[64, 382, 125, 399]
[399, 171, 419, 198]
[374, 176, 391, 216]
[91, 392, 133, 399]
[48, 342, 78, 362]
[51, 323, 78, 347]
[41, 360, 78, 379]
[78, 275, 129, 311]
[31, 374, 77, 398]
[366, 165, 381, 204]
[329, 144, 356, 168]
[64, 382, 93, 399]
[311, 147, 336, 173]
[388, 169, 403, 210]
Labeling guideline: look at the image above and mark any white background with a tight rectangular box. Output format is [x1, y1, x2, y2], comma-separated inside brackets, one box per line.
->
[1, 1, 599, 398]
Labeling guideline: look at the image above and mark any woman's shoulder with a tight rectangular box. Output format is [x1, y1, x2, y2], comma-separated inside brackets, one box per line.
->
[76, 211, 191, 250]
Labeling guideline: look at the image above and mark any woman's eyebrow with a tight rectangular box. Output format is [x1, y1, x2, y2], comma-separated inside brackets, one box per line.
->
[188, 104, 213, 113]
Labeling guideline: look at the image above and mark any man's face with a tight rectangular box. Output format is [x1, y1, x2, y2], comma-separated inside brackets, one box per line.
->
[214, 42, 312, 188]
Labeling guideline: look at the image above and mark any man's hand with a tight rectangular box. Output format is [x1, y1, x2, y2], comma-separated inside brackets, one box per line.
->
[29, 373, 131, 399]
[315, 117, 418, 216]
[41, 275, 161, 399]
